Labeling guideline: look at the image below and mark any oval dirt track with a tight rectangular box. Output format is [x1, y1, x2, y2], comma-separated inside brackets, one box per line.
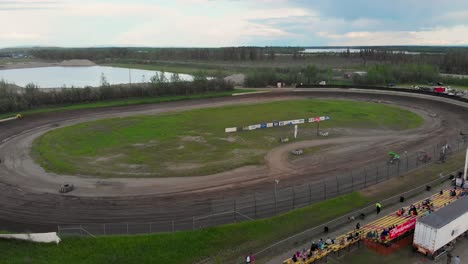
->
[0, 89, 467, 232]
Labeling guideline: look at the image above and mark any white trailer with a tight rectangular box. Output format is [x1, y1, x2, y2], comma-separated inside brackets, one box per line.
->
[413, 197, 468, 258]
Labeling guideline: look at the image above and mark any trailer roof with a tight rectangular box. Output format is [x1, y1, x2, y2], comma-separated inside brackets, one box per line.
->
[418, 197, 468, 229]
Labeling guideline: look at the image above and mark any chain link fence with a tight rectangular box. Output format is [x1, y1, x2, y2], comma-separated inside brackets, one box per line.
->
[58, 138, 467, 237]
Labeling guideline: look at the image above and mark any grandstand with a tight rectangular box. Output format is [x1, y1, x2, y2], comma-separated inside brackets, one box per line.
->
[284, 188, 464, 263]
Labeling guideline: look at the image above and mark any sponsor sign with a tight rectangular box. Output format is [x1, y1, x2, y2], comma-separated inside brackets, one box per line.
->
[389, 218, 416, 240]
[227, 116, 331, 133]
[248, 124, 261, 130]
[225, 127, 237, 133]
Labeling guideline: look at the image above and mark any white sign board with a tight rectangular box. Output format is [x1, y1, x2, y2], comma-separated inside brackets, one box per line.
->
[225, 127, 237, 133]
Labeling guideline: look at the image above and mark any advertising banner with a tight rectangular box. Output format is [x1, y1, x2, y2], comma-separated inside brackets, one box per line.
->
[227, 116, 331, 133]
[389, 218, 417, 240]
[225, 127, 237, 133]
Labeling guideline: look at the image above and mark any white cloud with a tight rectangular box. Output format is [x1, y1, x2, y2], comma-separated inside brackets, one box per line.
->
[321, 25, 468, 46]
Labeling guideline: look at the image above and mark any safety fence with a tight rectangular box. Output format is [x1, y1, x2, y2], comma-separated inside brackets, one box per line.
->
[58, 137, 467, 237]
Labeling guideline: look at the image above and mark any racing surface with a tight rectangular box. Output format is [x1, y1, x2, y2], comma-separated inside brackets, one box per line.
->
[0, 89, 467, 232]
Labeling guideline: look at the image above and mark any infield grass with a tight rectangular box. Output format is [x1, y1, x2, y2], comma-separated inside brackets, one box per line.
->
[33, 99, 424, 178]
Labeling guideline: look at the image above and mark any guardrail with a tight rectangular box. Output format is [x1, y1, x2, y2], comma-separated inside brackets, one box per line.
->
[294, 84, 468, 103]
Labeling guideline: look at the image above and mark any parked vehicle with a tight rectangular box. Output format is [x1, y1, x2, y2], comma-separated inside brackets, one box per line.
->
[413, 197, 468, 259]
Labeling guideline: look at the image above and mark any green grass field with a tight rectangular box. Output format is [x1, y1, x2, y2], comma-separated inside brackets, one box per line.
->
[0, 192, 369, 264]
[33, 99, 424, 178]
[0, 89, 254, 120]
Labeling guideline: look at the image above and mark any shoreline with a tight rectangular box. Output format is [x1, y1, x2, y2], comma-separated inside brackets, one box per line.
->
[0, 59, 96, 70]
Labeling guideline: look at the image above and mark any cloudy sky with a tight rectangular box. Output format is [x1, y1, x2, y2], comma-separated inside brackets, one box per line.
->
[2, 0, 468, 47]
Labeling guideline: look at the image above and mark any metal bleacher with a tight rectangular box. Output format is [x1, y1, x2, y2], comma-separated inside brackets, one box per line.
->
[284, 188, 462, 264]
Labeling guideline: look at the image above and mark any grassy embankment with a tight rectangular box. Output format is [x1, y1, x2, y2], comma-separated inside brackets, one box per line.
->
[0, 89, 255, 120]
[33, 99, 424, 178]
[0, 192, 369, 264]
[0, 152, 465, 264]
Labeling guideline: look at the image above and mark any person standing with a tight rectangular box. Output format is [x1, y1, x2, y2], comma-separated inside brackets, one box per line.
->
[453, 255, 460, 264]
[376, 202, 382, 214]
[446, 252, 452, 264]
[246, 253, 251, 264]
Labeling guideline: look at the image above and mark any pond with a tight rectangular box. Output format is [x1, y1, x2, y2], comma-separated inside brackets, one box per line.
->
[0, 66, 193, 88]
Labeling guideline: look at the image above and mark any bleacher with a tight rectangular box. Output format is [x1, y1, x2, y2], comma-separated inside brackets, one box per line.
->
[284, 188, 462, 264]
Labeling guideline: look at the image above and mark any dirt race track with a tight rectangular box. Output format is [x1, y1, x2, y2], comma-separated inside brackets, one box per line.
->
[0, 89, 467, 232]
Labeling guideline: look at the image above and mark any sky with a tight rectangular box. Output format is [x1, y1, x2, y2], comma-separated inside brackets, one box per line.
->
[2, 0, 468, 47]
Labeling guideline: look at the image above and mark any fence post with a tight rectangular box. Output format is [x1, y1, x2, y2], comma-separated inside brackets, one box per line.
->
[254, 192, 257, 219]
[336, 175, 339, 194]
[397, 162, 400, 177]
[274, 190, 278, 216]
[364, 169, 367, 187]
[376, 165, 379, 182]
[234, 199, 237, 222]
[386, 163, 389, 180]
[292, 187, 295, 209]
[323, 181, 326, 200]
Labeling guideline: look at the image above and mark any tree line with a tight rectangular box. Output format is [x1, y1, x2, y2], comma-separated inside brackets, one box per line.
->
[0, 75, 233, 115]
[245, 66, 333, 87]
[244, 63, 468, 88]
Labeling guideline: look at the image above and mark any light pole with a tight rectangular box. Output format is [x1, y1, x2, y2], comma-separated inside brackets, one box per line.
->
[274, 179, 279, 215]
[464, 147, 468, 182]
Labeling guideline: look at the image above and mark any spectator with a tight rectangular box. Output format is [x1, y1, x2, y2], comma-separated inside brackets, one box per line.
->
[347, 233, 353, 241]
[246, 254, 251, 264]
[356, 222, 361, 230]
[250, 253, 256, 264]
[454, 255, 460, 264]
[376, 202, 382, 214]
[326, 237, 332, 245]
[291, 254, 297, 262]
[450, 189, 456, 197]
[340, 237, 346, 245]
[310, 241, 317, 252]
[347, 215, 355, 222]
[354, 232, 360, 240]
